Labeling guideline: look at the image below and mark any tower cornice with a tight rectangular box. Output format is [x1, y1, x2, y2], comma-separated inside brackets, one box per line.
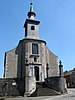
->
[24, 19, 40, 28]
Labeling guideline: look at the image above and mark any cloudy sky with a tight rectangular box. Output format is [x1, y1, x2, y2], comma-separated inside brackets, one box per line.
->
[0, 0, 75, 77]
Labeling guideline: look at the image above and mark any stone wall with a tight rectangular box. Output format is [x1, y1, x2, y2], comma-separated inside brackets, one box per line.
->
[25, 76, 36, 96]
[4, 41, 25, 78]
[45, 76, 66, 93]
[0, 78, 25, 97]
[4, 48, 18, 78]
[46, 47, 58, 77]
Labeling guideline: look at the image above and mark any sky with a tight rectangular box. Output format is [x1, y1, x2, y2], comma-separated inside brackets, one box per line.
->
[0, 0, 75, 77]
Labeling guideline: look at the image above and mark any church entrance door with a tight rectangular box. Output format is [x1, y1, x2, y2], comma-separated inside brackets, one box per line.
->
[34, 66, 39, 81]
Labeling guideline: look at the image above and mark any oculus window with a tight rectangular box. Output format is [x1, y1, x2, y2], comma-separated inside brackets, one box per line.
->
[32, 44, 38, 54]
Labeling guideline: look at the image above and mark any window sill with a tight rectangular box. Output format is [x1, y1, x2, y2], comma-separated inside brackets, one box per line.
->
[30, 54, 39, 57]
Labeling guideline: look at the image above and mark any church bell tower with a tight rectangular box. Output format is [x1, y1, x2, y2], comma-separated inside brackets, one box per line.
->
[24, 2, 40, 39]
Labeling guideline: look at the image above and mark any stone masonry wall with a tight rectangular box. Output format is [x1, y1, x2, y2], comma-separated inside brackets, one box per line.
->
[45, 76, 66, 93]
[0, 78, 25, 97]
[4, 48, 18, 78]
[46, 46, 58, 77]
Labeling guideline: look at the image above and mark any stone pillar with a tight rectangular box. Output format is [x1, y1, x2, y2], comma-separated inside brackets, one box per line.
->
[59, 60, 63, 77]
[46, 63, 49, 79]
[46, 63, 49, 85]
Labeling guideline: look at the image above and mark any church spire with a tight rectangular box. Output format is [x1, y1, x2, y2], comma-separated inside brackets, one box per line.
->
[30, 2, 33, 12]
[27, 1, 36, 19]
[24, 0, 40, 39]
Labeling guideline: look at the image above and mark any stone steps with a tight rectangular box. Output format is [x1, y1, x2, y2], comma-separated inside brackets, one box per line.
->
[37, 87, 60, 96]
[30, 82, 61, 97]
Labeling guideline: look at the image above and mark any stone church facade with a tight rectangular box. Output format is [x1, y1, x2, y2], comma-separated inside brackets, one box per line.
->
[4, 3, 58, 79]
[0, 2, 66, 97]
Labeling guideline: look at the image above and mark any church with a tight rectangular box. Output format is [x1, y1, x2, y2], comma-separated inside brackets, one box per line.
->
[0, 2, 66, 97]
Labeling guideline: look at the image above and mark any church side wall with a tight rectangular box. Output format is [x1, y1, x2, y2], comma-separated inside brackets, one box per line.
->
[4, 48, 18, 78]
[4, 41, 25, 78]
[46, 46, 58, 77]
[16, 41, 25, 78]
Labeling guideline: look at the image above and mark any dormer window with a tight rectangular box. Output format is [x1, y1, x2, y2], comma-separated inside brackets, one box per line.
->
[31, 25, 35, 30]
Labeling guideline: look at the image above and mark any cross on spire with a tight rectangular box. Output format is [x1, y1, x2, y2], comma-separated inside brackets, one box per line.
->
[59, 60, 63, 77]
[59, 60, 62, 65]
[30, 0, 33, 12]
